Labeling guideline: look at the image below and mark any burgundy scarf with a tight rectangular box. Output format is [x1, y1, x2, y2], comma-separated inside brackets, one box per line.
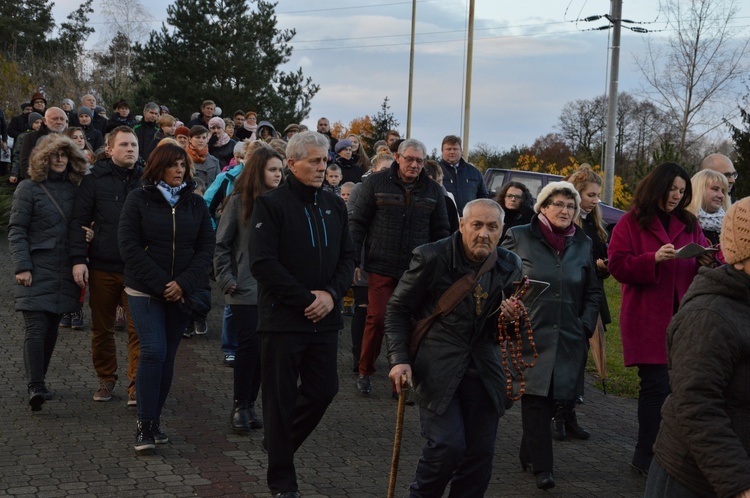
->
[538, 213, 576, 253]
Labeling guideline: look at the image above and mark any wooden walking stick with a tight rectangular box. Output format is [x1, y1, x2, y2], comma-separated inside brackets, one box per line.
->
[387, 374, 408, 498]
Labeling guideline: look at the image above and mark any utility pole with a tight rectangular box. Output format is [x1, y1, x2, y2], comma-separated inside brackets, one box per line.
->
[462, 0, 475, 160]
[603, 0, 622, 205]
[406, 0, 416, 138]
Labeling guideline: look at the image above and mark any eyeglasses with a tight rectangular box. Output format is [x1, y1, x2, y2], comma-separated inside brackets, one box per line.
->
[549, 201, 576, 211]
[504, 194, 522, 200]
[401, 156, 425, 165]
[724, 172, 738, 180]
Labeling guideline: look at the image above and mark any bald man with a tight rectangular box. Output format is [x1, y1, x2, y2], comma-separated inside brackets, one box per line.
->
[17, 107, 69, 182]
[700, 154, 737, 197]
[71, 94, 108, 134]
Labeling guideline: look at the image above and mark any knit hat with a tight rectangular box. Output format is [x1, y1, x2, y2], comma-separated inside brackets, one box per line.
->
[160, 105, 169, 114]
[534, 181, 581, 219]
[94, 106, 106, 115]
[720, 197, 750, 265]
[335, 139, 353, 154]
[77, 106, 93, 117]
[28, 112, 43, 127]
[31, 92, 47, 105]
[208, 117, 225, 129]
[283, 123, 300, 135]
[62, 98, 75, 108]
[20, 102, 31, 111]
[175, 126, 190, 138]
[233, 142, 245, 154]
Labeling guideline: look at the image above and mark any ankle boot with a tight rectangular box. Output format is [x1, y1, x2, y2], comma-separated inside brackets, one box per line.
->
[135, 420, 155, 452]
[230, 400, 252, 434]
[551, 403, 567, 441]
[248, 405, 263, 429]
[564, 405, 591, 440]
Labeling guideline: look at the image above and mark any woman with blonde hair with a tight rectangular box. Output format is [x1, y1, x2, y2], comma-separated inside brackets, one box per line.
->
[687, 169, 730, 246]
[346, 133, 372, 174]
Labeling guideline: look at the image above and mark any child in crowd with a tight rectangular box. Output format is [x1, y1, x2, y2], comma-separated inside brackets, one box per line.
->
[340, 182, 355, 204]
[324, 164, 343, 196]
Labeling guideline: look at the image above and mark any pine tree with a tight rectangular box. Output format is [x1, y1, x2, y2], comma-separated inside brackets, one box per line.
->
[0, 0, 55, 58]
[134, 0, 318, 126]
[367, 97, 400, 151]
[727, 107, 750, 200]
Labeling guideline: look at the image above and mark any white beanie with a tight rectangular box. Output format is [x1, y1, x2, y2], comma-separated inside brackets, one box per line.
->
[534, 181, 581, 220]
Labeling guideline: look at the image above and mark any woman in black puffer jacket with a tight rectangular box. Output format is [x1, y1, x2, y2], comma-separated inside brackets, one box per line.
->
[118, 143, 215, 453]
[8, 134, 89, 412]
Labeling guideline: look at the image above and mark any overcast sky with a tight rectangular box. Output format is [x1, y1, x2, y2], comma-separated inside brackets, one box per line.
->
[50, 0, 748, 153]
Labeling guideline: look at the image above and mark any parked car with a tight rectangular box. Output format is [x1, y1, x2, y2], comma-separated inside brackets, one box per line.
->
[483, 168, 625, 231]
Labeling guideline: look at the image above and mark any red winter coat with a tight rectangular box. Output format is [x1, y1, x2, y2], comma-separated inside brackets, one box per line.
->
[608, 210, 707, 366]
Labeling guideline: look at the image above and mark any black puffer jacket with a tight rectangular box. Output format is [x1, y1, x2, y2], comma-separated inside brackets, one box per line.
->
[68, 159, 144, 272]
[386, 232, 523, 415]
[118, 181, 215, 298]
[501, 215, 602, 400]
[349, 162, 450, 278]
[249, 174, 356, 333]
[653, 265, 750, 498]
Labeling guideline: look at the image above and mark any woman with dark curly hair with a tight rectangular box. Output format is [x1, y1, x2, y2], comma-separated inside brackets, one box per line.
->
[8, 134, 89, 411]
[608, 162, 713, 475]
[496, 181, 534, 239]
[118, 143, 215, 452]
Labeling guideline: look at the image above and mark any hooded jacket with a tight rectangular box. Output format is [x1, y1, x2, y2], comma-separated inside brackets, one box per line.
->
[8, 136, 89, 313]
[653, 265, 750, 498]
[255, 121, 277, 141]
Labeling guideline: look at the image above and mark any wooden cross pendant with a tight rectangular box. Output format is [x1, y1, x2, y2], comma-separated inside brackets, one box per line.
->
[473, 284, 488, 316]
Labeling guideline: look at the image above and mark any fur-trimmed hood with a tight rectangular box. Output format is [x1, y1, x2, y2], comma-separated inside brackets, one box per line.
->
[28, 134, 89, 185]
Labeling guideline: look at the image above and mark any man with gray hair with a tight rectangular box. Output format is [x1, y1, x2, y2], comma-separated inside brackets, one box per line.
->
[700, 153, 738, 199]
[133, 102, 160, 160]
[349, 138, 450, 396]
[248, 131, 356, 498]
[386, 198, 521, 497]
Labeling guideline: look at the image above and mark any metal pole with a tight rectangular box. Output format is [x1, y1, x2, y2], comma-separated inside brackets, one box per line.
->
[603, 0, 622, 205]
[462, 0, 475, 160]
[406, 0, 416, 138]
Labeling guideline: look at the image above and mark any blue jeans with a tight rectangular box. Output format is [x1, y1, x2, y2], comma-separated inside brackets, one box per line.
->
[410, 375, 501, 498]
[22, 311, 60, 391]
[220, 305, 235, 355]
[128, 295, 187, 421]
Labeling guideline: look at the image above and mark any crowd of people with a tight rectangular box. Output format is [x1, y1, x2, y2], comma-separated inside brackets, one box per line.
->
[4, 90, 749, 498]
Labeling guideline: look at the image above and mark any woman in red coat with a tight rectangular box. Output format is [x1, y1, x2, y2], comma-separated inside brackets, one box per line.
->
[608, 162, 713, 476]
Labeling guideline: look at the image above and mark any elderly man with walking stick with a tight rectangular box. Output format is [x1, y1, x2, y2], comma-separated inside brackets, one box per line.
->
[385, 198, 523, 498]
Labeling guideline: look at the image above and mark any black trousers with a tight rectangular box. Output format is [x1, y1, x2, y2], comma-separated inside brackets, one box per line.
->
[410, 376, 501, 498]
[261, 329, 339, 494]
[520, 393, 554, 474]
[350, 286, 368, 366]
[230, 304, 261, 402]
[635, 364, 670, 462]
[23, 310, 60, 391]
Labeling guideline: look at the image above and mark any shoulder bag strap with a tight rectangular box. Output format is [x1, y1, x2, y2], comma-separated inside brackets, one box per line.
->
[38, 182, 68, 224]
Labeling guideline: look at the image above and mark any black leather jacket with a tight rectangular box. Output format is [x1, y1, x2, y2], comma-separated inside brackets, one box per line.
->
[385, 232, 523, 415]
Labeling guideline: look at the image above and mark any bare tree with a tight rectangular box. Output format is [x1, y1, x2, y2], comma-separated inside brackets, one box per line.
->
[97, 0, 153, 76]
[634, 0, 750, 160]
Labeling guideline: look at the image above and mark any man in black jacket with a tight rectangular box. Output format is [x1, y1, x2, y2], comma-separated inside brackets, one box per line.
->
[249, 131, 355, 498]
[69, 126, 144, 405]
[133, 102, 160, 159]
[349, 138, 450, 396]
[438, 135, 488, 213]
[386, 199, 523, 498]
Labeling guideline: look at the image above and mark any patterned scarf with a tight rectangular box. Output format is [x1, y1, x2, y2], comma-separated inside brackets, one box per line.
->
[186, 142, 208, 163]
[698, 207, 725, 234]
[537, 213, 576, 253]
[214, 131, 230, 148]
[156, 181, 188, 206]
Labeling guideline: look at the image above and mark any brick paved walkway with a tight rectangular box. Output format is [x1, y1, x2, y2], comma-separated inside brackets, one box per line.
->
[0, 231, 645, 497]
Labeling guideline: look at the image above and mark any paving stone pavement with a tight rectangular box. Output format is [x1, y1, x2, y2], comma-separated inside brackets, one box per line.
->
[0, 231, 646, 497]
